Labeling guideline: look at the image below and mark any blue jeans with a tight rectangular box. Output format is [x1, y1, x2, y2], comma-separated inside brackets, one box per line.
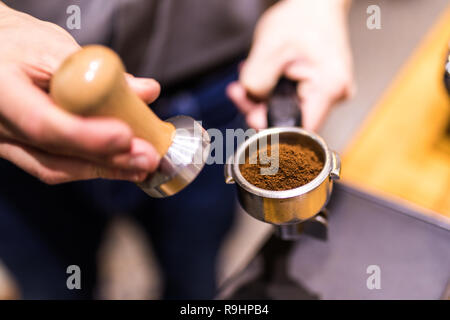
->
[0, 62, 244, 299]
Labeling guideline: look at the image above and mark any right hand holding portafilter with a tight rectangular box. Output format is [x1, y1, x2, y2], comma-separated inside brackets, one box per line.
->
[51, 45, 210, 197]
[225, 77, 340, 240]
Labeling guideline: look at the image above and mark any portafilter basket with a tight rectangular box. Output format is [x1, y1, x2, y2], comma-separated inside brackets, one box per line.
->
[225, 127, 340, 226]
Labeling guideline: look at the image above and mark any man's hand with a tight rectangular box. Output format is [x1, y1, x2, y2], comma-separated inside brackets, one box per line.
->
[0, 3, 160, 184]
[227, 0, 354, 131]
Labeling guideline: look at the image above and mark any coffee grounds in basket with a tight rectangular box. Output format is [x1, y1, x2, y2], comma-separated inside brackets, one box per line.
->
[239, 143, 324, 191]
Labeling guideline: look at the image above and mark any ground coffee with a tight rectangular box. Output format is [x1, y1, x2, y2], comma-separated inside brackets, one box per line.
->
[239, 143, 324, 191]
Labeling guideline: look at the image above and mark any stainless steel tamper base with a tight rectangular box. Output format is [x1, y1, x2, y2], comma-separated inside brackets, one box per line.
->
[138, 115, 210, 198]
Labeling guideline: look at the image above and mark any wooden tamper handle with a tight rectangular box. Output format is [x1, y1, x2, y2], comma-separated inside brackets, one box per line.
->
[50, 45, 175, 156]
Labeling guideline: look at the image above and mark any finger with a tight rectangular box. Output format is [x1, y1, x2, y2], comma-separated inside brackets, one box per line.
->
[226, 82, 264, 114]
[297, 81, 333, 131]
[227, 82, 268, 129]
[0, 67, 133, 157]
[0, 140, 149, 184]
[297, 68, 354, 131]
[106, 137, 160, 172]
[246, 105, 268, 130]
[284, 61, 315, 83]
[239, 40, 296, 99]
[125, 74, 161, 104]
[5, 120, 161, 172]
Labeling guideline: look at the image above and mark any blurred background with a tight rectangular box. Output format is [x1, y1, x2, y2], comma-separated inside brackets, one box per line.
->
[1, 0, 449, 299]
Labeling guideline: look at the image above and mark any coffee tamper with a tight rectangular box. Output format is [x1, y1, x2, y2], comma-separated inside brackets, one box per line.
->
[50, 45, 210, 197]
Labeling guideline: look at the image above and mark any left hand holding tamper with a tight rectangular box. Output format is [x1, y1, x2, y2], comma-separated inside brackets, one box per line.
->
[0, 4, 161, 184]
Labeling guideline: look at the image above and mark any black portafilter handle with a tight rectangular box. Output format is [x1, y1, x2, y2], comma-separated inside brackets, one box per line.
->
[267, 78, 302, 128]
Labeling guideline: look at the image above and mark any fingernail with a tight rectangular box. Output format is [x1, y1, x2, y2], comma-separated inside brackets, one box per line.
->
[129, 155, 150, 170]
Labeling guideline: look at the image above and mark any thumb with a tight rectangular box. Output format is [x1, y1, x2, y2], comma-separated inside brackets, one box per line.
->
[125, 74, 161, 104]
[239, 42, 294, 99]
